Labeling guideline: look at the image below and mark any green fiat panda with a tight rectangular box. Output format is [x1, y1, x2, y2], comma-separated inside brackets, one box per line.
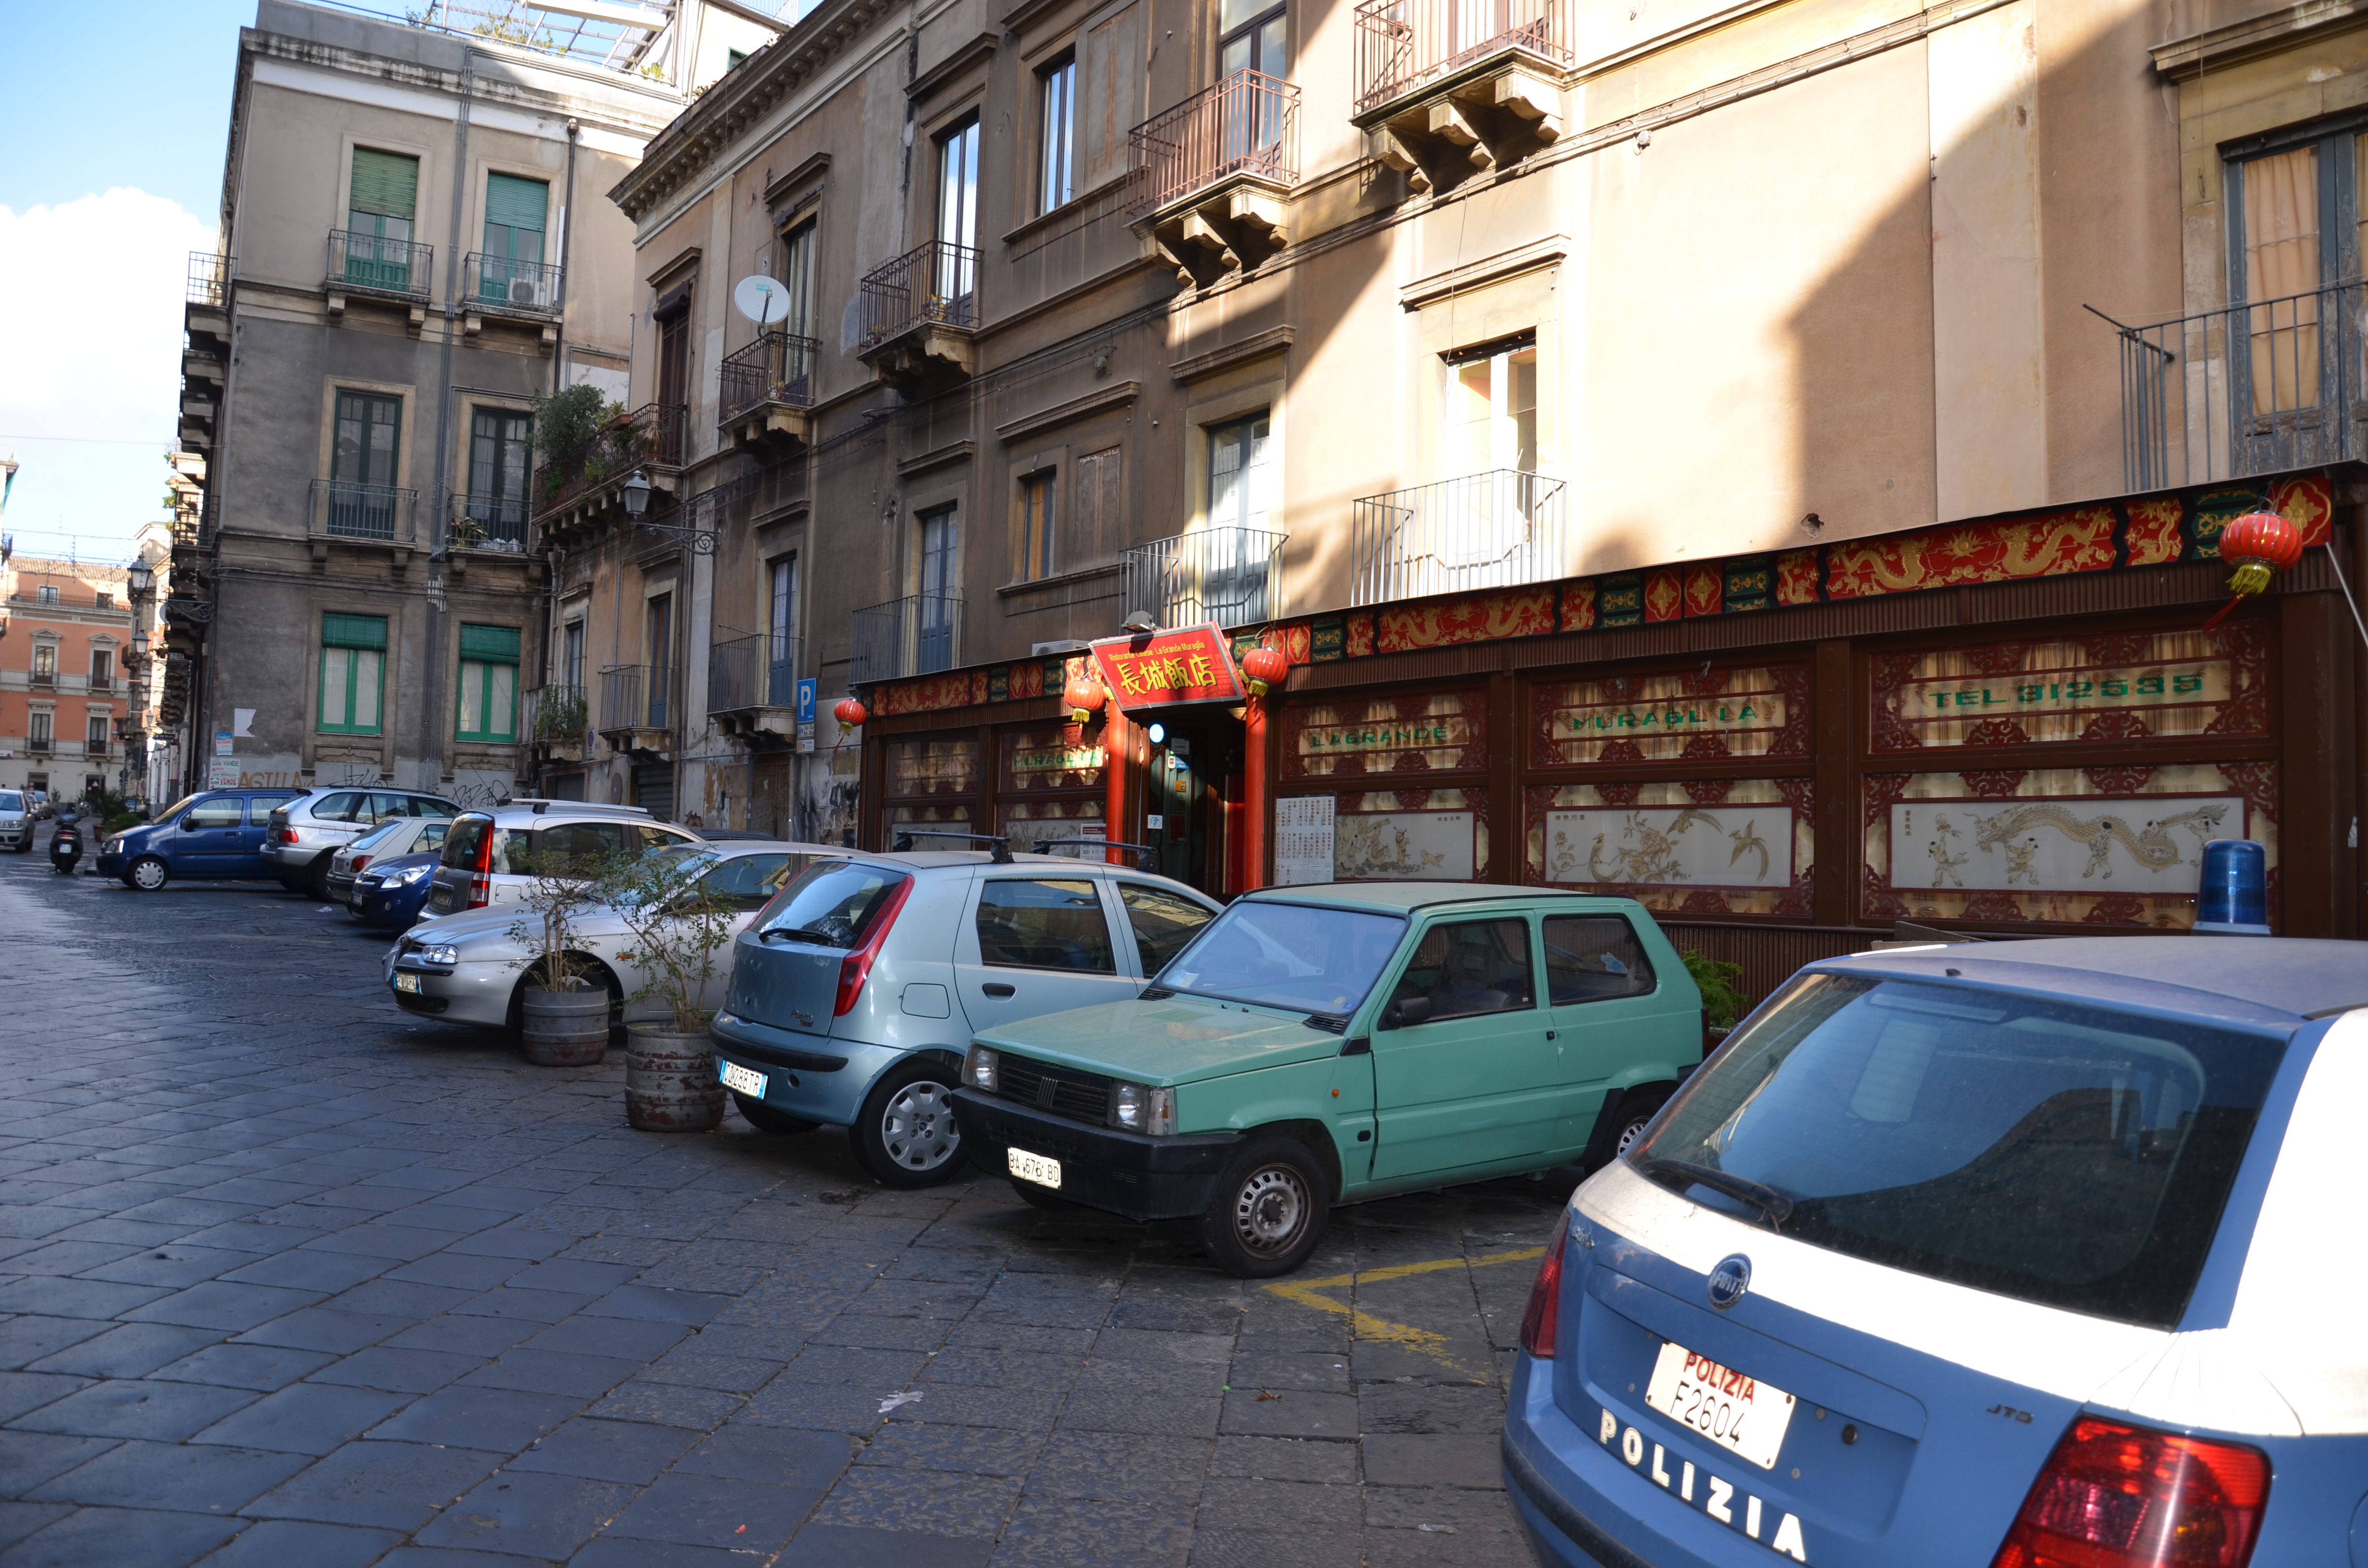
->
[950, 883, 1705, 1276]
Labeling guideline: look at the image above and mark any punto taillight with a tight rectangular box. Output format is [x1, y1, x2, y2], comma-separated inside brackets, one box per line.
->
[833, 875, 915, 1017]
[1989, 1416, 2269, 1568]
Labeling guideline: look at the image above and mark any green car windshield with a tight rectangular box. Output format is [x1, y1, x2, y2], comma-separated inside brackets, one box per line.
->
[1157, 901, 1406, 1017]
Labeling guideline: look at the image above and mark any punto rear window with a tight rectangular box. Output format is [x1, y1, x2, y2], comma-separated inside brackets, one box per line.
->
[754, 862, 910, 950]
[1632, 973, 2289, 1329]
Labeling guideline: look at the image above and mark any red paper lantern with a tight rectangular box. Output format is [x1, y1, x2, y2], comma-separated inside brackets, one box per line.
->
[1063, 675, 1105, 724]
[2219, 511, 2304, 596]
[1241, 644, 1288, 698]
[833, 697, 868, 738]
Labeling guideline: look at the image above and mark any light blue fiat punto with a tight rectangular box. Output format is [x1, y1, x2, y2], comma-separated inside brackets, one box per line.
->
[1503, 936, 2368, 1568]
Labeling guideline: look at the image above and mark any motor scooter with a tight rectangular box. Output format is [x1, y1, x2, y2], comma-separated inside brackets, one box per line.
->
[49, 811, 82, 876]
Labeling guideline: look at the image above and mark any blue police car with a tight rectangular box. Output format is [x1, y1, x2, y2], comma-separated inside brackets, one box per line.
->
[1504, 936, 2367, 1568]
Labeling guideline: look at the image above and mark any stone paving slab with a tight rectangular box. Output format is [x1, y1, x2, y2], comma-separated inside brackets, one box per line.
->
[0, 848, 1569, 1564]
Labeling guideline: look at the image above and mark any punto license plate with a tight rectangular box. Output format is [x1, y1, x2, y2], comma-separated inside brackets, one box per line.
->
[1643, 1341, 1795, 1470]
[1007, 1148, 1061, 1189]
[393, 972, 423, 994]
[718, 1060, 767, 1097]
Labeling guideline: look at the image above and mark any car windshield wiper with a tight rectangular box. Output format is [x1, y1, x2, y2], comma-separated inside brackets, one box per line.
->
[759, 925, 847, 947]
[1634, 1158, 1795, 1227]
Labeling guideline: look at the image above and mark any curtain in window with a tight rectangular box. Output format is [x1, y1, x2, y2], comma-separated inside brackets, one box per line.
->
[457, 625, 519, 743]
[321, 614, 388, 735]
[482, 174, 548, 304]
[2244, 146, 2322, 415]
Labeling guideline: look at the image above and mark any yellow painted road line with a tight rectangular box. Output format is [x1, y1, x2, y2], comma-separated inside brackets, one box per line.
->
[1261, 1246, 1547, 1368]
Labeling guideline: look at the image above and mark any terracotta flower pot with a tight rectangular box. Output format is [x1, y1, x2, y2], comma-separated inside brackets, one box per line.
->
[521, 982, 609, 1066]
[625, 1024, 725, 1132]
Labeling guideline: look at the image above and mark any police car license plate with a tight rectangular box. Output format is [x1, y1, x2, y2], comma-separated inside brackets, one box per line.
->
[1007, 1148, 1061, 1189]
[393, 972, 422, 994]
[718, 1060, 766, 1097]
[1643, 1341, 1795, 1470]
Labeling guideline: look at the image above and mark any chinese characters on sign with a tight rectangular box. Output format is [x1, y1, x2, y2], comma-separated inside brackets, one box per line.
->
[1089, 624, 1247, 713]
[1275, 796, 1336, 885]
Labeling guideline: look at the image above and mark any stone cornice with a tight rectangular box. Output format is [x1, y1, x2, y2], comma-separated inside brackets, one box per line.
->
[2151, 0, 2368, 80]
[613, 0, 903, 222]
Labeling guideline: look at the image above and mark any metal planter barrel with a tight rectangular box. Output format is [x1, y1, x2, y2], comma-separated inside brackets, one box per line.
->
[520, 983, 610, 1067]
[626, 1025, 725, 1132]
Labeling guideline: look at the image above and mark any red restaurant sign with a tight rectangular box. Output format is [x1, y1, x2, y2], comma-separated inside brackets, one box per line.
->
[1089, 623, 1247, 713]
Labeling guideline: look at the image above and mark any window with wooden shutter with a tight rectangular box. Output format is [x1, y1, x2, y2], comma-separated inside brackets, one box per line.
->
[484, 174, 546, 262]
[320, 613, 388, 736]
[1073, 446, 1122, 564]
[456, 624, 520, 743]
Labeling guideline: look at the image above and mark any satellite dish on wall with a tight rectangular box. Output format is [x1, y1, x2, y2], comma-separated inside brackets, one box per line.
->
[734, 275, 790, 325]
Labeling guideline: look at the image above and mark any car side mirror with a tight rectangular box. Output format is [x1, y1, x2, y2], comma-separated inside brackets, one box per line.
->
[1385, 995, 1431, 1028]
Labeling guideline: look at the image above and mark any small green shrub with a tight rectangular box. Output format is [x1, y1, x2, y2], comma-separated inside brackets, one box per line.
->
[1681, 951, 1751, 1031]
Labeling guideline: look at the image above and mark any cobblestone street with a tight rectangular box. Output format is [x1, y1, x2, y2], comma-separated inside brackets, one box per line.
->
[0, 845, 1566, 1567]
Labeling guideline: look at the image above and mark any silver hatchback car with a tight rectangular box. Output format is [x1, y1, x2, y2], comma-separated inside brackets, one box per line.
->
[421, 801, 703, 919]
[712, 847, 1221, 1188]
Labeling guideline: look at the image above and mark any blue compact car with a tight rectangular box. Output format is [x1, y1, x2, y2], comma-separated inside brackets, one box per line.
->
[348, 850, 443, 930]
[1503, 936, 2367, 1568]
[98, 788, 308, 890]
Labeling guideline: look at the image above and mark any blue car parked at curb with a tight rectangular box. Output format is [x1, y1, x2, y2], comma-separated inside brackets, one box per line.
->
[98, 788, 307, 891]
[347, 850, 444, 930]
[1504, 936, 2367, 1568]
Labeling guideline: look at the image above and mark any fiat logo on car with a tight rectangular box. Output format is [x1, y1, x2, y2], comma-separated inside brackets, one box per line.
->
[1706, 1254, 1751, 1310]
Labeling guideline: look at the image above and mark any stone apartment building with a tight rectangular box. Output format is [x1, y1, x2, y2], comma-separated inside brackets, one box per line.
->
[169, 0, 781, 806]
[0, 552, 134, 802]
[550, 0, 2366, 961]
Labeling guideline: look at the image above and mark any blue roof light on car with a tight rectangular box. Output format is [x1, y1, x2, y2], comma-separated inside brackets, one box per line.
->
[2195, 838, 2272, 936]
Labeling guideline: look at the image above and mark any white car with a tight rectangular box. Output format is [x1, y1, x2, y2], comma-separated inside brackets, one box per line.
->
[385, 839, 835, 1029]
[0, 790, 28, 853]
[420, 800, 699, 919]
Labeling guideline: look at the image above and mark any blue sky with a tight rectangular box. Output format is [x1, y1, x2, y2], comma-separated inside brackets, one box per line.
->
[0, 0, 407, 564]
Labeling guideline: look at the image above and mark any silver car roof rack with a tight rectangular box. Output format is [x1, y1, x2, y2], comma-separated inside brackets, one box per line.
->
[891, 829, 1013, 863]
[1031, 837, 1160, 872]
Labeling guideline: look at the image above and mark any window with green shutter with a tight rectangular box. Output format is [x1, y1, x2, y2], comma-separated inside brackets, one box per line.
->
[456, 624, 520, 744]
[320, 613, 388, 736]
[481, 174, 548, 304]
[346, 149, 420, 290]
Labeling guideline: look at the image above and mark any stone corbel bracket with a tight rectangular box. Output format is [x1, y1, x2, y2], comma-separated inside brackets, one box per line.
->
[1135, 181, 1291, 292]
[1374, 68, 1561, 196]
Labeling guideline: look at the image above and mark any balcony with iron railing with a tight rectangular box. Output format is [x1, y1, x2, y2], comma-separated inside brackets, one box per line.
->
[709, 631, 803, 741]
[1127, 71, 1299, 289]
[326, 230, 434, 310]
[522, 684, 588, 760]
[462, 253, 563, 320]
[1354, 0, 1570, 193]
[532, 403, 689, 531]
[2107, 282, 2368, 490]
[598, 664, 674, 757]
[851, 595, 965, 685]
[718, 330, 822, 449]
[1123, 527, 1288, 628]
[857, 242, 980, 394]
[451, 493, 531, 553]
[186, 251, 232, 308]
[308, 479, 420, 547]
[1349, 469, 1567, 605]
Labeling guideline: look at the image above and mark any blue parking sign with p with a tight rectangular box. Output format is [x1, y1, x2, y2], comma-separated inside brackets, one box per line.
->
[796, 678, 817, 725]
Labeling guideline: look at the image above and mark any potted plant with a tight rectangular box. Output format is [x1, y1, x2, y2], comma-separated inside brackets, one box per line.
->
[600, 849, 736, 1131]
[534, 687, 588, 762]
[505, 839, 615, 1066]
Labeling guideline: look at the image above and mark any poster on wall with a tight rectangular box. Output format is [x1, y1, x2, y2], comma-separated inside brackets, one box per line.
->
[1336, 810, 1475, 881]
[1275, 796, 1335, 885]
[1888, 795, 2244, 893]
[1543, 807, 1794, 888]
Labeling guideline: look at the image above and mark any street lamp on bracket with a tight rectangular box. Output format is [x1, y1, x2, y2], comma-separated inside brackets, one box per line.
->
[619, 468, 716, 556]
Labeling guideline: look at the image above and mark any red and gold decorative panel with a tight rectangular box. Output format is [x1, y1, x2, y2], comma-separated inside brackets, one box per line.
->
[1525, 778, 1813, 917]
[1000, 726, 1105, 794]
[1345, 613, 1375, 659]
[1775, 549, 1820, 605]
[1374, 588, 1556, 654]
[1683, 564, 1722, 617]
[1643, 568, 1683, 623]
[1825, 506, 2117, 600]
[1284, 688, 1487, 780]
[1869, 624, 2268, 752]
[885, 737, 981, 800]
[879, 669, 991, 716]
[2125, 498, 2184, 566]
[1861, 765, 2277, 929]
[1561, 581, 1596, 632]
[1006, 661, 1047, 700]
[1530, 664, 1811, 767]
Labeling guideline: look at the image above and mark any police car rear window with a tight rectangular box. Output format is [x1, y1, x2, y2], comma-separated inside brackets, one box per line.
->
[1633, 974, 2287, 1330]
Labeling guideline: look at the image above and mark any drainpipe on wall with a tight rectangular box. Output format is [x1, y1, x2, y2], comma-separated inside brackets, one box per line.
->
[550, 119, 580, 396]
[422, 51, 477, 791]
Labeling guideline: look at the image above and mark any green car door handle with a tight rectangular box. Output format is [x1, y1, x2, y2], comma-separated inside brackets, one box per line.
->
[1546, 1030, 1557, 1041]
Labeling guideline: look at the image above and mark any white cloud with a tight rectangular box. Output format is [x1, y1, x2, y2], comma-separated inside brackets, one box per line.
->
[0, 189, 215, 561]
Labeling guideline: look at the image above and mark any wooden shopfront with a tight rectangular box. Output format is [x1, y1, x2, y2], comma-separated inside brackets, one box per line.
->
[854, 469, 2364, 1001]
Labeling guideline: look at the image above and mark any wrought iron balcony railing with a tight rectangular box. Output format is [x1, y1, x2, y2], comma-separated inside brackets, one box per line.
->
[453, 493, 530, 550]
[709, 632, 802, 714]
[522, 684, 588, 744]
[533, 403, 688, 518]
[851, 595, 965, 685]
[600, 664, 670, 733]
[861, 242, 980, 345]
[1349, 469, 1567, 605]
[1127, 70, 1300, 217]
[308, 479, 419, 545]
[1123, 527, 1287, 628]
[2108, 281, 2368, 490]
[187, 251, 232, 307]
[327, 230, 434, 298]
[463, 253, 563, 314]
[1353, 0, 1574, 116]
[719, 330, 822, 424]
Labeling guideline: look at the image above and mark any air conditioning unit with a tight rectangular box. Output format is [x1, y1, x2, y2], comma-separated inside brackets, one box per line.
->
[508, 277, 543, 307]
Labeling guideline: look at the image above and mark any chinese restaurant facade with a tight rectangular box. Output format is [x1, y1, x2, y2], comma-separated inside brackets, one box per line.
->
[857, 470, 2365, 999]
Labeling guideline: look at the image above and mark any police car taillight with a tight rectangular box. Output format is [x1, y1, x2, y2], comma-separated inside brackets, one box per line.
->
[1989, 1415, 2269, 1568]
[1518, 1211, 1570, 1359]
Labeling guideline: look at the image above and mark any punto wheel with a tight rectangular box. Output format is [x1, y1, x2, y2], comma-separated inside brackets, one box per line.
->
[1203, 1137, 1330, 1278]
[853, 1058, 964, 1188]
[127, 857, 168, 892]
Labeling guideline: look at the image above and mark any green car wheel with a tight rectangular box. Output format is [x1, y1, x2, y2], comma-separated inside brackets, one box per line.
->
[1203, 1136, 1330, 1278]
